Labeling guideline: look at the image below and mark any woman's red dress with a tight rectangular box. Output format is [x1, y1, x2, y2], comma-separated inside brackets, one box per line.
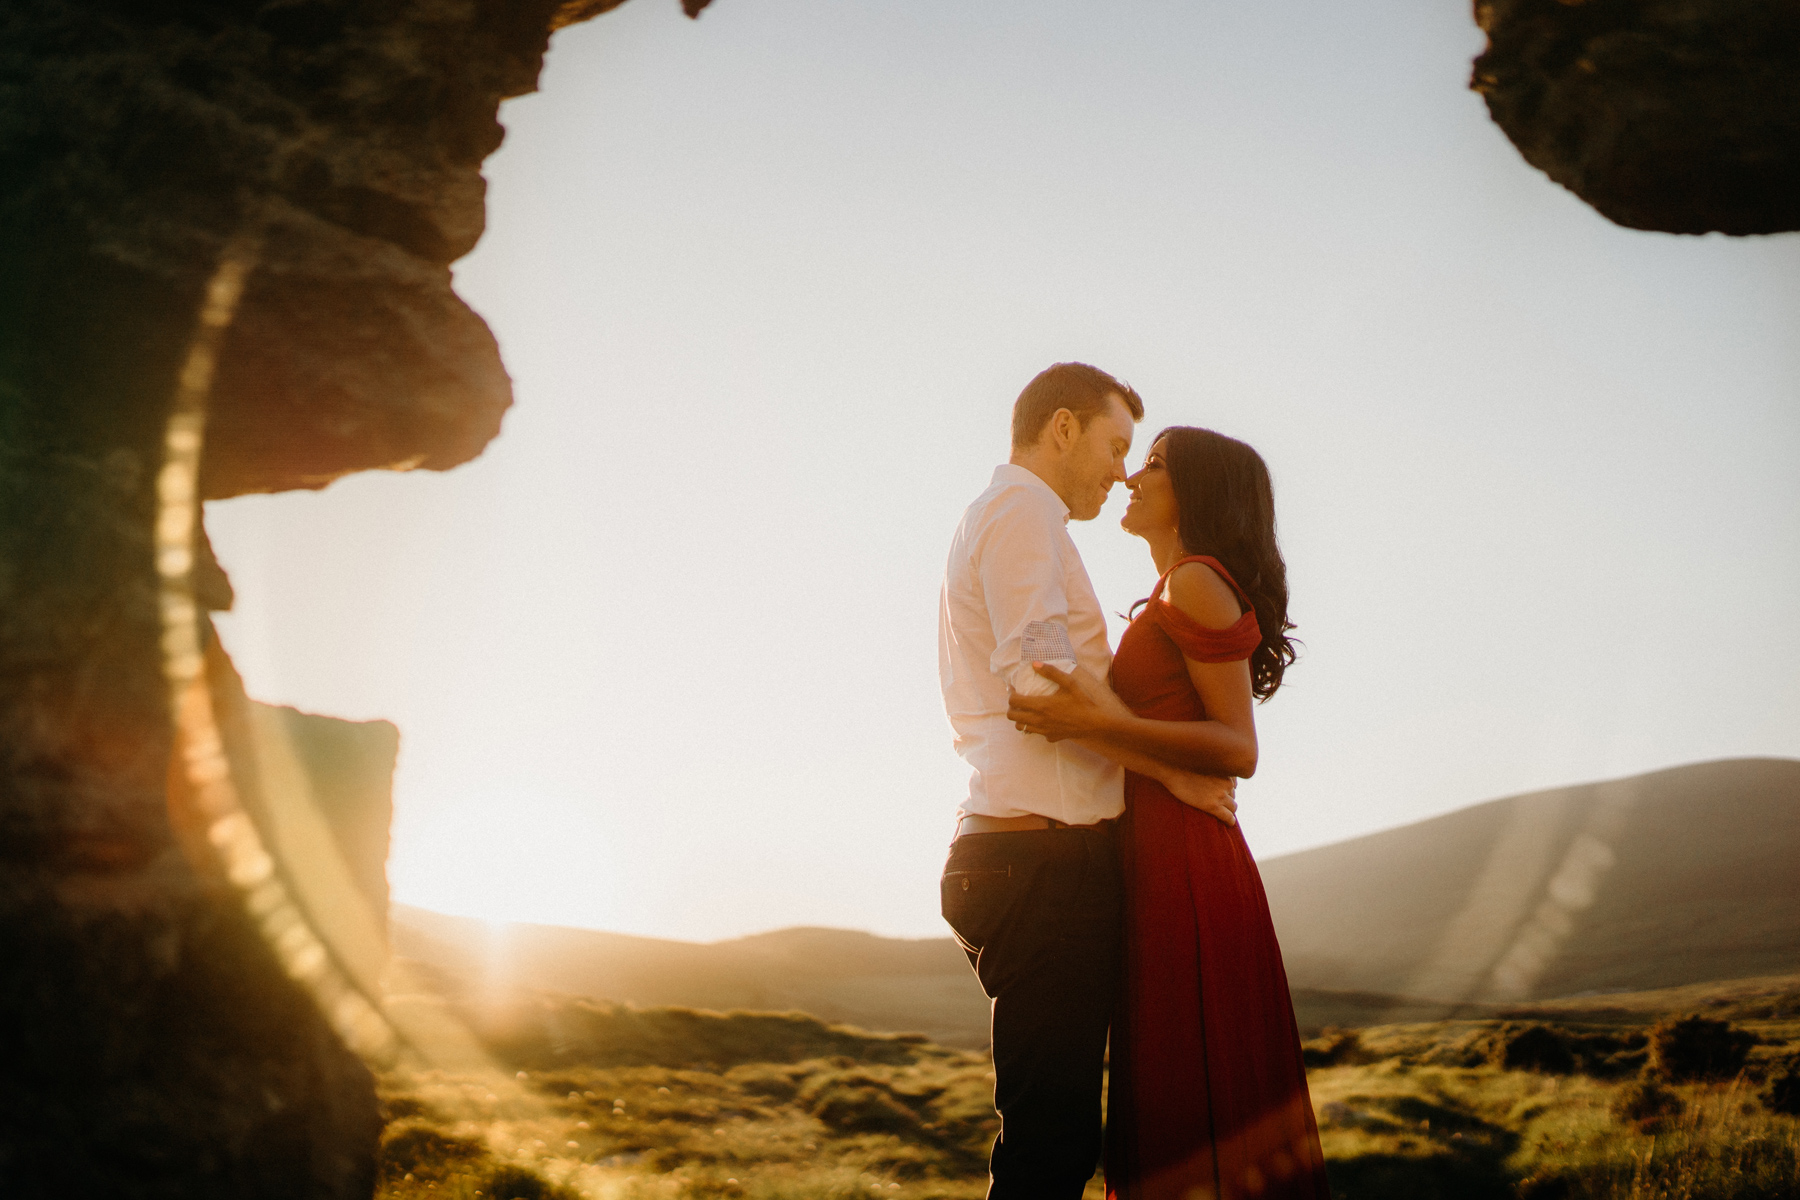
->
[1105, 556, 1331, 1200]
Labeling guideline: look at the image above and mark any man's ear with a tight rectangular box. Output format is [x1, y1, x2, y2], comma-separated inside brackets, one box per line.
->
[1047, 407, 1079, 451]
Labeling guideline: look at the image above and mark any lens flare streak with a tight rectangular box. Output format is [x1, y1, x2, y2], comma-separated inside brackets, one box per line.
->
[156, 229, 399, 1063]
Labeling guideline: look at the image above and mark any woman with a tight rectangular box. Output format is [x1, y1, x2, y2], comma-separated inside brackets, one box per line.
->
[1008, 427, 1330, 1200]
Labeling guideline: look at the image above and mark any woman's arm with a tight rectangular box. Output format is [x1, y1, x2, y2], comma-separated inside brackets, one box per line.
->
[1010, 662, 1257, 778]
[1007, 563, 1260, 778]
[1000, 661, 1237, 823]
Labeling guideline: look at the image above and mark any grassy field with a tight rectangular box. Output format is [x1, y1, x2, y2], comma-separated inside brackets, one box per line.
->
[1303, 1017, 1800, 1200]
[373, 975, 1800, 1200]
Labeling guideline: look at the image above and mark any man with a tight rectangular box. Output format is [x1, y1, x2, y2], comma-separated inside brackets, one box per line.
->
[937, 363, 1234, 1199]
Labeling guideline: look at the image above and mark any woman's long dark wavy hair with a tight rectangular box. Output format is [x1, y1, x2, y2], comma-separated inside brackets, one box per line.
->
[1145, 426, 1297, 700]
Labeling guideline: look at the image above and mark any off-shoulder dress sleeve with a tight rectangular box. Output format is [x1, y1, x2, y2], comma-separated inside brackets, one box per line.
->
[1145, 555, 1261, 662]
[1147, 602, 1260, 662]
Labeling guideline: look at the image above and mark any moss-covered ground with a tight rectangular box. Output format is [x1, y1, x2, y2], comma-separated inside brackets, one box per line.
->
[372, 989, 1800, 1200]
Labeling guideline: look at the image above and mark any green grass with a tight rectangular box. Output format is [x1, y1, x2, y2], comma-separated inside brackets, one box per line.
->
[1304, 1015, 1800, 1200]
[375, 1054, 1000, 1200]
[1309, 1056, 1800, 1199]
[374, 997, 1800, 1200]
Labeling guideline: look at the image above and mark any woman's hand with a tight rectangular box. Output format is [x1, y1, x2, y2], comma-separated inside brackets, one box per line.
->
[1159, 770, 1238, 826]
[1007, 663, 1134, 742]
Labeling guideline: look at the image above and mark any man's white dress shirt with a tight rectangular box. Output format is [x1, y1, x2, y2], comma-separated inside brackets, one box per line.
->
[939, 464, 1125, 825]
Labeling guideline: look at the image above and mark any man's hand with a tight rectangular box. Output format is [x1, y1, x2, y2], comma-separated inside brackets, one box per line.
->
[1007, 662, 1135, 741]
[1163, 770, 1238, 826]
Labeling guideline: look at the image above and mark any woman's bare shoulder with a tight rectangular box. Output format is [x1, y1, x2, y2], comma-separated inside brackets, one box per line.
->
[1165, 561, 1245, 629]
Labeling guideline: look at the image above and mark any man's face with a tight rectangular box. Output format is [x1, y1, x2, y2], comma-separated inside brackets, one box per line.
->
[1062, 394, 1135, 521]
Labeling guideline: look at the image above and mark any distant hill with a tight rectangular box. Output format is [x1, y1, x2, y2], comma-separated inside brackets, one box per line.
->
[391, 908, 986, 1046]
[391, 757, 1800, 1044]
[1261, 757, 1800, 1003]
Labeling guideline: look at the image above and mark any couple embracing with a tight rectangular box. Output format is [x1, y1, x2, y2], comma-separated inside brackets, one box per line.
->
[937, 363, 1331, 1200]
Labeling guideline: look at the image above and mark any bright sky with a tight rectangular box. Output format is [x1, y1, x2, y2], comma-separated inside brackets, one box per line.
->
[206, 0, 1800, 942]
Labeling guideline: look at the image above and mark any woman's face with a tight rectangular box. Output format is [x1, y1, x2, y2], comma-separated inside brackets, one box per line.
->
[1122, 437, 1181, 540]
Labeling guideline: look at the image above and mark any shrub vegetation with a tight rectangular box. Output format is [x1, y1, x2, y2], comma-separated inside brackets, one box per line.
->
[1650, 1015, 1760, 1082]
[375, 995, 1800, 1200]
[1762, 1056, 1800, 1117]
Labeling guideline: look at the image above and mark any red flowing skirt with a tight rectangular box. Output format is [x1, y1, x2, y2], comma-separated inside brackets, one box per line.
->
[1105, 773, 1331, 1200]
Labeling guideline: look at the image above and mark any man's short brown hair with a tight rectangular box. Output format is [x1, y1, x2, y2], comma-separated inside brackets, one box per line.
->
[1010, 362, 1145, 449]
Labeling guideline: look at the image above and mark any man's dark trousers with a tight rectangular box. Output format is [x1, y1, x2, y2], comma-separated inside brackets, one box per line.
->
[941, 824, 1123, 1200]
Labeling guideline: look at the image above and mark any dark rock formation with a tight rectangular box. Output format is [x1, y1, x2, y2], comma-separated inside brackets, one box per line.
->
[0, 0, 707, 1194]
[1472, 0, 1800, 235]
[252, 702, 400, 925]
